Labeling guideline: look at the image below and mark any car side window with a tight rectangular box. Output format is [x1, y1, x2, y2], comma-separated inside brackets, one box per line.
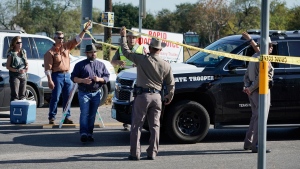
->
[2, 37, 11, 58]
[21, 37, 34, 59]
[33, 38, 54, 59]
[286, 41, 300, 68]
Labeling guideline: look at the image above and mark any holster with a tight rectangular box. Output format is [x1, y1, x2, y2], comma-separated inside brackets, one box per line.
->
[133, 85, 143, 97]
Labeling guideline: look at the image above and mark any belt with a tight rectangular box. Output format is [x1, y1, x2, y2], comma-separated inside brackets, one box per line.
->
[54, 71, 68, 73]
[79, 88, 100, 93]
[141, 88, 160, 93]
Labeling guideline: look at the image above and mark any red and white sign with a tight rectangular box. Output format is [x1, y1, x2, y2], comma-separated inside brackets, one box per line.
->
[131, 28, 184, 63]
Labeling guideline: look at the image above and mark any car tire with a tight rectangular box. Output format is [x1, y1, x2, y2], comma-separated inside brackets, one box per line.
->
[165, 100, 210, 144]
[99, 84, 108, 106]
[26, 85, 38, 106]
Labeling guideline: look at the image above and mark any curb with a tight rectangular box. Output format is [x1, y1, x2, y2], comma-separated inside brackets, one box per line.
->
[0, 119, 123, 129]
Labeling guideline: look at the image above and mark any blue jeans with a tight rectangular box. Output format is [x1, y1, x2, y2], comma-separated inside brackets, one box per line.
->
[78, 90, 101, 136]
[48, 72, 73, 120]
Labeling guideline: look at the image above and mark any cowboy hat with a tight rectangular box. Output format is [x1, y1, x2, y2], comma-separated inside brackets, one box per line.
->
[148, 38, 166, 50]
[85, 43, 97, 52]
[127, 31, 140, 37]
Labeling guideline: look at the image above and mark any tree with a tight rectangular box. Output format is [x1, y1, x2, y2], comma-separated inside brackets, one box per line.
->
[270, 0, 289, 30]
[111, 3, 139, 33]
[190, 0, 232, 44]
[154, 9, 179, 32]
[10, 0, 80, 36]
[0, 1, 15, 29]
[287, 5, 300, 30]
[227, 0, 260, 34]
[174, 3, 196, 33]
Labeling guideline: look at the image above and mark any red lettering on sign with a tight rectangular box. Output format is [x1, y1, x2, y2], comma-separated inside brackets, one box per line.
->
[148, 31, 167, 39]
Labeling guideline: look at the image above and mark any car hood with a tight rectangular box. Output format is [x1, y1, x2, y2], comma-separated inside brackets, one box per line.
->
[117, 63, 205, 79]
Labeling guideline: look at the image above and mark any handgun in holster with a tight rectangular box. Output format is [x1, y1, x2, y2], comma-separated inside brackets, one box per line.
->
[133, 85, 142, 97]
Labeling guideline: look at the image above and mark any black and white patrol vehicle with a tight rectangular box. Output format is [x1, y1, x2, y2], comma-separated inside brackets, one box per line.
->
[111, 30, 300, 143]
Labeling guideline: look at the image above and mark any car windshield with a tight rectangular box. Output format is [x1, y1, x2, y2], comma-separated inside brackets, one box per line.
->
[186, 39, 244, 67]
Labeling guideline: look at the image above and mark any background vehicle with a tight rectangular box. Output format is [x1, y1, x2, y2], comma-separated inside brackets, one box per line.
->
[0, 71, 44, 111]
[0, 30, 116, 106]
[112, 30, 300, 143]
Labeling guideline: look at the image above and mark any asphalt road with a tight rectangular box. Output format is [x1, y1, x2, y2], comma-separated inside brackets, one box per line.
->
[0, 104, 300, 169]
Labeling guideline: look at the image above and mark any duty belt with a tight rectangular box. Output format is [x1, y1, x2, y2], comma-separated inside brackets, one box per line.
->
[141, 88, 160, 93]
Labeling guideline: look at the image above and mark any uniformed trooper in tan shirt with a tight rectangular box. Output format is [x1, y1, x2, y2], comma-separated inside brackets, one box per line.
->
[119, 26, 175, 161]
[242, 32, 275, 153]
[44, 21, 92, 124]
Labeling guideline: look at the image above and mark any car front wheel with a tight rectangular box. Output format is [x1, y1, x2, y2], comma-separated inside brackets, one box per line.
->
[26, 85, 38, 106]
[165, 100, 210, 144]
[99, 84, 108, 106]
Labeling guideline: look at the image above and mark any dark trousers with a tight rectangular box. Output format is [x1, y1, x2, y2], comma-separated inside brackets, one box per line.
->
[9, 75, 27, 101]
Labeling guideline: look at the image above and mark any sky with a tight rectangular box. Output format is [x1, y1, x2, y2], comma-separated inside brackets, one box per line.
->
[93, 0, 300, 14]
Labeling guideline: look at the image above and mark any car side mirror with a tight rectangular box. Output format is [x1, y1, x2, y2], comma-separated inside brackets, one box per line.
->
[2, 62, 6, 67]
[42, 64, 44, 67]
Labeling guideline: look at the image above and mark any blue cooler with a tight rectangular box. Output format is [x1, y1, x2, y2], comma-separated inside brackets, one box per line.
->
[10, 100, 36, 124]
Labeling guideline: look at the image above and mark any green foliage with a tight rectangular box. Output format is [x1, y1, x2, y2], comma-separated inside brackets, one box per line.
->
[0, 0, 299, 47]
[102, 38, 111, 61]
[112, 3, 139, 33]
[287, 6, 300, 30]
[9, 0, 81, 37]
[111, 2, 156, 33]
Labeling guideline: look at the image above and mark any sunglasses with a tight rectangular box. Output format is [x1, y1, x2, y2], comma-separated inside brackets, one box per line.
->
[16, 42, 22, 44]
[57, 37, 64, 39]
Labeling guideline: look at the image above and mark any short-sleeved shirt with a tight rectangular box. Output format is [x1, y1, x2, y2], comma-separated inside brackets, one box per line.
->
[71, 59, 110, 91]
[44, 38, 79, 72]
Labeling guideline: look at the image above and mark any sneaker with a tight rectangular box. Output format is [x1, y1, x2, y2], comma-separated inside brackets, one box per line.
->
[81, 135, 88, 143]
[63, 118, 74, 124]
[88, 136, 94, 142]
[49, 119, 55, 124]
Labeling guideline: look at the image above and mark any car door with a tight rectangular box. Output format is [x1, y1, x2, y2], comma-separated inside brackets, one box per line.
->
[281, 40, 300, 123]
[221, 44, 287, 125]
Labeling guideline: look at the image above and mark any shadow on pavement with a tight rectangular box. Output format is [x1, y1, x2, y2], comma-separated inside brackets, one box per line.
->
[0, 127, 299, 148]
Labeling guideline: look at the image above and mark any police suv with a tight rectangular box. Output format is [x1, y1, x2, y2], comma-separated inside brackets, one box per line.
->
[0, 30, 116, 106]
[111, 30, 300, 143]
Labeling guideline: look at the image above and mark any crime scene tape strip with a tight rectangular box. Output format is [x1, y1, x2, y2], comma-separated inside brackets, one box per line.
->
[87, 21, 300, 65]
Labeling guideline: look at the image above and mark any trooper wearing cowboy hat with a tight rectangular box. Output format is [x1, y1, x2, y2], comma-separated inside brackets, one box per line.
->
[119, 26, 175, 160]
[71, 43, 110, 143]
[242, 32, 275, 153]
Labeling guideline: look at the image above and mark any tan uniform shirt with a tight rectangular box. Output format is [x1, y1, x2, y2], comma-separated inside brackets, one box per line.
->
[244, 52, 274, 92]
[44, 38, 80, 72]
[120, 37, 175, 101]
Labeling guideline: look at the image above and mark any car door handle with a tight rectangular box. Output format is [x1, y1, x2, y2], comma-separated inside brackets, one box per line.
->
[2, 62, 6, 67]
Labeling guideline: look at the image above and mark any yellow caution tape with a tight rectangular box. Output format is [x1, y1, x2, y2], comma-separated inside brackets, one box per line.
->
[86, 21, 300, 65]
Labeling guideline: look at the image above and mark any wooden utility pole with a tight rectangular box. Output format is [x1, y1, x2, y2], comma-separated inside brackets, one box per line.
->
[104, 0, 112, 61]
